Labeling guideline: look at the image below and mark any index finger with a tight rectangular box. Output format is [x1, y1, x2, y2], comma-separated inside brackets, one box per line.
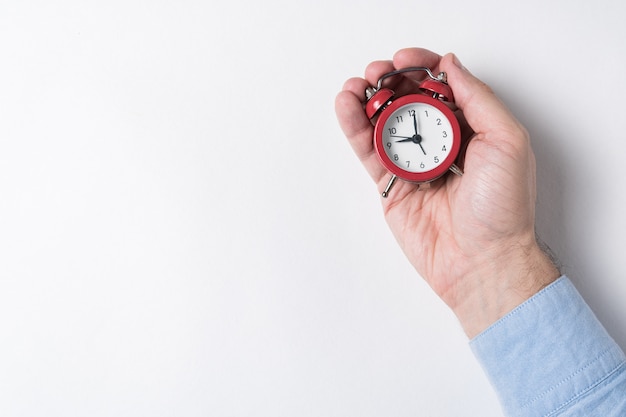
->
[335, 77, 387, 183]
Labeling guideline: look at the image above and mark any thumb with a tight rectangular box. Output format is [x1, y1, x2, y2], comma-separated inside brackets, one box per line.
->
[440, 53, 526, 141]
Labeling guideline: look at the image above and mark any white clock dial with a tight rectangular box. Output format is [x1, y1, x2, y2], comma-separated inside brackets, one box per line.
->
[381, 102, 454, 173]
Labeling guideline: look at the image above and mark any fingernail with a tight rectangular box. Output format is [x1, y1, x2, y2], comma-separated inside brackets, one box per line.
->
[452, 54, 464, 70]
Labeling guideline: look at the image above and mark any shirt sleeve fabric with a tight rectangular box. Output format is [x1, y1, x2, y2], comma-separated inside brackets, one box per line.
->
[470, 276, 626, 417]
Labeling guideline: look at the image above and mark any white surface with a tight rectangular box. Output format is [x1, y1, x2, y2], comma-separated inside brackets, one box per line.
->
[1, 1, 625, 416]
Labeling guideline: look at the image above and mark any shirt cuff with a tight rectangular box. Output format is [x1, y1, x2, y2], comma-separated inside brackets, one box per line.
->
[470, 276, 626, 417]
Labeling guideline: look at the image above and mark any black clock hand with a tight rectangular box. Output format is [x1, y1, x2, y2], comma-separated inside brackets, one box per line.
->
[391, 135, 427, 155]
[412, 113, 427, 155]
[392, 136, 415, 143]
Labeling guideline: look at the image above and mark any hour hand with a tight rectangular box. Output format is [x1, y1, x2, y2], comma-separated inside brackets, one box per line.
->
[390, 135, 414, 142]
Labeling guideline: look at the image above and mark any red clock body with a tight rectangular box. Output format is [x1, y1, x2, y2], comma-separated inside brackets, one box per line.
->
[372, 93, 461, 184]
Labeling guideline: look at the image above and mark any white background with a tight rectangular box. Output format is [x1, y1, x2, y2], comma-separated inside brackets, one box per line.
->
[1, 1, 625, 416]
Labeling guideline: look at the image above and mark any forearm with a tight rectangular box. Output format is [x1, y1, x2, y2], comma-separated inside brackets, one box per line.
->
[451, 240, 560, 338]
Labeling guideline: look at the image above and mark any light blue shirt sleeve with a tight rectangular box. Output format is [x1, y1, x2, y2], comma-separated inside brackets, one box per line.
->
[470, 276, 626, 416]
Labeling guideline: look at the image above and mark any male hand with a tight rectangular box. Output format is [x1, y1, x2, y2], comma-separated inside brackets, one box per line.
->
[335, 48, 560, 338]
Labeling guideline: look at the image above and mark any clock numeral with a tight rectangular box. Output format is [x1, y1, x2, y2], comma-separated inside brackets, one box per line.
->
[442, 145, 447, 152]
[442, 131, 448, 138]
[388, 127, 397, 135]
[408, 110, 416, 117]
[436, 118, 442, 126]
[406, 161, 411, 168]
[386, 142, 392, 149]
[393, 154, 399, 161]
[395, 116, 403, 123]
[434, 156, 440, 164]
[420, 162, 425, 169]
[424, 110, 429, 117]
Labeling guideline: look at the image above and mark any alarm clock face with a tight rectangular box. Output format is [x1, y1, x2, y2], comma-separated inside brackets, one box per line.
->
[374, 94, 461, 183]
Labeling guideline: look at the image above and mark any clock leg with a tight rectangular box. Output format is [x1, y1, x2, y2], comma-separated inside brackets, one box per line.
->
[449, 163, 463, 177]
[381, 175, 398, 198]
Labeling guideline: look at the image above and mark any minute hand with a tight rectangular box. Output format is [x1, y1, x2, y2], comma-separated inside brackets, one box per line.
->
[413, 114, 427, 155]
[413, 112, 420, 136]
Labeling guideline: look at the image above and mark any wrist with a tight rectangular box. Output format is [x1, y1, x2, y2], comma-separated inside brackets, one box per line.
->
[451, 238, 561, 338]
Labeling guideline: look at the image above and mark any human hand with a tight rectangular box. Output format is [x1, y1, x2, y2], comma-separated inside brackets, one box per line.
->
[335, 48, 560, 338]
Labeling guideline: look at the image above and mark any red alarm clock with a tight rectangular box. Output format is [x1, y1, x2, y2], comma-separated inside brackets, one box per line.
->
[365, 67, 463, 197]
